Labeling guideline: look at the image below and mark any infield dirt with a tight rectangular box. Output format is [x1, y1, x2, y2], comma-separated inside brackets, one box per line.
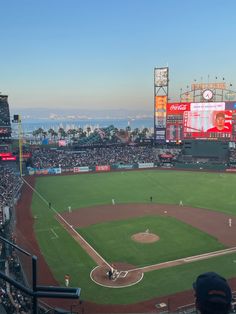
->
[14, 177, 236, 313]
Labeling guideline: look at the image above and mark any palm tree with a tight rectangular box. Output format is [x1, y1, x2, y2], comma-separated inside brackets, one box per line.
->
[52, 130, 58, 140]
[48, 128, 55, 140]
[86, 126, 91, 136]
[142, 128, 149, 138]
[67, 129, 77, 139]
[126, 126, 131, 133]
[80, 130, 87, 138]
[38, 128, 45, 138]
[42, 131, 47, 139]
[131, 128, 139, 137]
[58, 127, 66, 139]
[32, 128, 44, 140]
[32, 130, 39, 140]
[77, 128, 84, 138]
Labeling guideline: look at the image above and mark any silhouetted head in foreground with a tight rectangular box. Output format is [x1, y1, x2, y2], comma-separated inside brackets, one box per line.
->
[193, 272, 232, 314]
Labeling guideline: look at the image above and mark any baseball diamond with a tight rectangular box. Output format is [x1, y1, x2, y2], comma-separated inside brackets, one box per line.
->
[14, 170, 236, 313]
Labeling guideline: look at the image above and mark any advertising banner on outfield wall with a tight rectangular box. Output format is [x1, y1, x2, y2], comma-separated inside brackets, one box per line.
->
[27, 167, 62, 175]
[95, 165, 111, 172]
[27, 167, 35, 175]
[62, 168, 74, 173]
[35, 169, 49, 175]
[48, 168, 61, 174]
[74, 166, 89, 173]
[138, 163, 154, 169]
[116, 164, 135, 169]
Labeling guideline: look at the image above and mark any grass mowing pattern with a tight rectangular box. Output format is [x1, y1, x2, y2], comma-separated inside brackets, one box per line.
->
[78, 216, 225, 267]
[30, 169, 236, 304]
[34, 170, 236, 214]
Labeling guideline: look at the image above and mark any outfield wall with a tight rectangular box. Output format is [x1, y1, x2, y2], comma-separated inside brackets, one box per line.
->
[26, 161, 231, 176]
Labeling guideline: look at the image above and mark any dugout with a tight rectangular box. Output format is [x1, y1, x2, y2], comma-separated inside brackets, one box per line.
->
[182, 140, 229, 162]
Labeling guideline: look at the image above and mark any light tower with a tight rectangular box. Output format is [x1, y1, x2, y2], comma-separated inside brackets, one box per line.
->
[154, 67, 169, 144]
[12, 114, 23, 176]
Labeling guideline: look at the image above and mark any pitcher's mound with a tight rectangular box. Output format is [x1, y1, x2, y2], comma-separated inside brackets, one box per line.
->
[131, 232, 160, 243]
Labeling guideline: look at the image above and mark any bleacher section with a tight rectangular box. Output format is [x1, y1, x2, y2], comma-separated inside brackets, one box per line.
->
[0, 95, 11, 141]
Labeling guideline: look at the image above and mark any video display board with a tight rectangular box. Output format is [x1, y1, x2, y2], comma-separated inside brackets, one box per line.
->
[155, 96, 167, 128]
[154, 68, 168, 87]
[166, 101, 236, 141]
[155, 95, 167, 142]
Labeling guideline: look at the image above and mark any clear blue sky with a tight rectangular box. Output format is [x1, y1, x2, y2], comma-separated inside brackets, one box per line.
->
[1, 0, 236, 111]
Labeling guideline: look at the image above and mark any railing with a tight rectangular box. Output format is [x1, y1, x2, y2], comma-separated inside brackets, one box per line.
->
[0, 236, 81, 314]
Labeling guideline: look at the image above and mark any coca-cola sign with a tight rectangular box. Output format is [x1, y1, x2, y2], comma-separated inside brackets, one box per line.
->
[170, 104, 187, 111]
[167, 102, 190, 113]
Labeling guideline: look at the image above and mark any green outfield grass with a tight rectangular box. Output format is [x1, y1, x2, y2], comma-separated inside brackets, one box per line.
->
[30, 169, 236, 304]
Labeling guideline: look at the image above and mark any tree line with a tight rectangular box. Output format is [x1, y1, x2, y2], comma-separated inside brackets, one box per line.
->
[31, 125, 151, 142]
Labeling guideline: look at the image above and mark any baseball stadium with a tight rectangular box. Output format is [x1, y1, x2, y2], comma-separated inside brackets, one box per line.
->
[1, 68, 236, 313]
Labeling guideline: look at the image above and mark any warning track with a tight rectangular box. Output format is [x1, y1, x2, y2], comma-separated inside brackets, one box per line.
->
[15, 177, 236, 313]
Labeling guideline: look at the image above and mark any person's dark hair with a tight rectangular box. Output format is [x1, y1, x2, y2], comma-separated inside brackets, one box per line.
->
[193, 272, 232, 314]
[215, 112, 225, 119]
[197, 300, 231, 314]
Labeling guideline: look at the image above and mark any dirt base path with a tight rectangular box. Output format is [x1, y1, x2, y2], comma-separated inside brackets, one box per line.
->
[15, 178, 236, 313]
[59, 203, 236, 290]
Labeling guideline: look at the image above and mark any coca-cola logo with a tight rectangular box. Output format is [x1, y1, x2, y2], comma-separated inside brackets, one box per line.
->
[169, 104, 187, 111]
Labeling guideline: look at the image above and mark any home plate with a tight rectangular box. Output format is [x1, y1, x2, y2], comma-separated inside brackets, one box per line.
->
[118, 271, 128, 278]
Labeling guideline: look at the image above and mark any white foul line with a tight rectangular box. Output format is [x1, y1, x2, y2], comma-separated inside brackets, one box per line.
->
[51, 228, 58, 239]
[22, 177, 111, 268]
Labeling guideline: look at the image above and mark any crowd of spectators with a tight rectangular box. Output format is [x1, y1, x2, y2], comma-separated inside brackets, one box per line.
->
[30, 146, 181, 169]
[1, 143, 236, 313]
[0, 235, 32, 314]
[0, 165, 22, 226]
[0, 163, 30, 313]
[0, 279, 32, 313]
[229, 148, 236, 166]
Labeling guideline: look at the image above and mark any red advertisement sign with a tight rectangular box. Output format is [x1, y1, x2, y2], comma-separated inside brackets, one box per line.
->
[22, 153, 32, 158]
[167, 102, 190, 114]
[0, 152, 12, 157]
[2, 156, 17, 161]
[226, 169, 236, 172]
[95, 165, 110, 172]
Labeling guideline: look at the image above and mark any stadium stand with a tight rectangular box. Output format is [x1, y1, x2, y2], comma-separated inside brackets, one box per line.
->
[0, 95, 11, 142]
[30, 145, 181, 169]
[74, 125, 117, 146]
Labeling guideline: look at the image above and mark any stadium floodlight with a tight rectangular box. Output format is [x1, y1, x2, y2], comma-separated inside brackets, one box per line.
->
[12, 114, 23, 176]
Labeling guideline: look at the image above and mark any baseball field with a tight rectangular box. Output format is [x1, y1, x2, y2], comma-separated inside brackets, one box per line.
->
[21, 169, 236, 307]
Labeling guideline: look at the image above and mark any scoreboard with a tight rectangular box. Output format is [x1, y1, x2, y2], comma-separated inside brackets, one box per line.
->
[165, 101, 236, 142]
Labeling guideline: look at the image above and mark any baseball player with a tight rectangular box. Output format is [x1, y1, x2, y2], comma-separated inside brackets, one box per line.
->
[64, 274, 70, 287]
